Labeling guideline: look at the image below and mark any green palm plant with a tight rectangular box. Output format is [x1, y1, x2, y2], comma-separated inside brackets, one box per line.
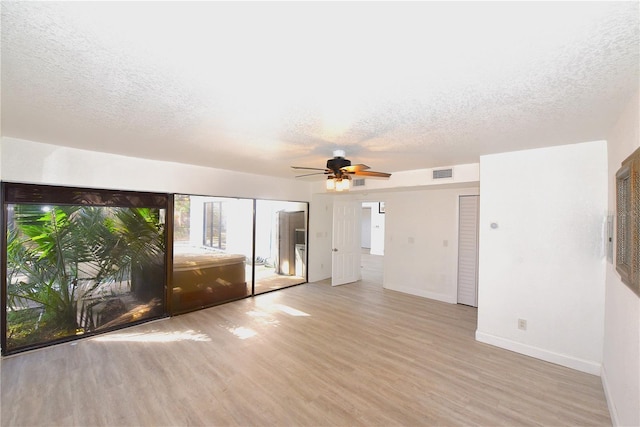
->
[6, 204, 165, 349]
[8, 206, 87, 334]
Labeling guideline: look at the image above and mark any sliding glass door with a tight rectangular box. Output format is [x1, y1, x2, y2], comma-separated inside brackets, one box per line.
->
[172, 195, 253, 314]
[2, 184, 308, 354]
[174, 195, 308, 301]
[254, 200, 307, 294]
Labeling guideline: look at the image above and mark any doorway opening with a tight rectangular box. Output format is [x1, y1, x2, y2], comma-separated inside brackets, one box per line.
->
[361, 202, 385, 285]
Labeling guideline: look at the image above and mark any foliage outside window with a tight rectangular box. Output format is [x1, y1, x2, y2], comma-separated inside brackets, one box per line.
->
[616, 147, 640, 296]
[2, 183, 168, 354]
[173, 194, 191, 242]
[3, 186, 309, 354]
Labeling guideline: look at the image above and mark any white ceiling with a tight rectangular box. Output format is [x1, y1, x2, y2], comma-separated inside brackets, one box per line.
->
[2, 1, 638, 179]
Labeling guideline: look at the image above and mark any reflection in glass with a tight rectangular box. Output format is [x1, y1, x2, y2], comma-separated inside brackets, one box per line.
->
[172, 195, 252, 313]
[203, 201, 226, 249]
[5, 204, 166, 353]
[255, 200, 307, 294]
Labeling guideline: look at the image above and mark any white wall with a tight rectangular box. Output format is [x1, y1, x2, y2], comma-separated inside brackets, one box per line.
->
[602, 91, 640, 427]
[308, 185, 479, 294]
[476, 140, 608, 375]
[310, 163, 480, 194]
[1, 137, 312, 202]
[308, 168, 480, 288]
[382, 186, 479, 303]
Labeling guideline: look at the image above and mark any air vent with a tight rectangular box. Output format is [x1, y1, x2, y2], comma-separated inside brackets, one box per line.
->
[353, 178, 366, 187]
[433, 168, 453, 179]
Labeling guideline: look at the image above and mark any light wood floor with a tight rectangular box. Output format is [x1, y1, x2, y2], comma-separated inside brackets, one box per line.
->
[1, 278, 610, 426]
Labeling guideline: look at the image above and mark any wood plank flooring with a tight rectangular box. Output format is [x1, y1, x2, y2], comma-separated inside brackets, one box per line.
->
[361, 248, 383, 284]
[1, 278, 611, 426]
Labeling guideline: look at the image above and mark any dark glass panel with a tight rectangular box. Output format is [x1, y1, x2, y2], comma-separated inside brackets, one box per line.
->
[3, 184, 168, 355]
[4, 182, 168, 207]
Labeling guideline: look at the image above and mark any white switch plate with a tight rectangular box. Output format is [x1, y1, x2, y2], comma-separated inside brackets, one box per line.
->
[518, 319, 527, 330]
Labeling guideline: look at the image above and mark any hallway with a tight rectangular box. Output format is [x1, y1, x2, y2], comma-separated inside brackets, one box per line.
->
[361, 248, 383, 285]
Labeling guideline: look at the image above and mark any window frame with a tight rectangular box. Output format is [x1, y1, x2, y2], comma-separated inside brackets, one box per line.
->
[616, 147, 640, 296]
[1, 182, 171, 355]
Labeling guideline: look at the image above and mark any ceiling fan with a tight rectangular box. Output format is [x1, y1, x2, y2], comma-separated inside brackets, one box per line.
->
[291, 150, 392, 180]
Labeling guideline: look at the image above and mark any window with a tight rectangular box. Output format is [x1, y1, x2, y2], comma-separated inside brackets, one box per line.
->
[616, 147, 640, 296]
[3, 186, 309, 353]
[2, 183, 169, 354]
[254, 200, 307, 295]
[173, 196, 252, 314]
[203, 201, 226, 250]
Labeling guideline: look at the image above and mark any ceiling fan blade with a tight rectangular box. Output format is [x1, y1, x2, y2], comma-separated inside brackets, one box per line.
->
[352, 170, 392, 178]
[295, 172, 329, 178]
[291, 166, 327, 171]
[342, 164, 370, 173]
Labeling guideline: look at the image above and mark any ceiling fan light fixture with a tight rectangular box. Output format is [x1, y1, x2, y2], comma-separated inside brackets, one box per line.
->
[326, 177, 336, 191]
[335, 177, 350, 192]
[326, 176, 350, 192]
[294, 150, 389, 191]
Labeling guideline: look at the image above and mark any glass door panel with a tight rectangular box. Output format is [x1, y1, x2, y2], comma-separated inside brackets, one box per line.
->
[254, 200, 307, 294]
[3, 183, 168, 355]
[172, 195, 253, 314]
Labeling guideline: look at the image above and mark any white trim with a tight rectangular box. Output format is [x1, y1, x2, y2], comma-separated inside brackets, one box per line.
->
[384, 284, 457, 304]
[601, 366, 620, 426]
[475, 331, 602, 375]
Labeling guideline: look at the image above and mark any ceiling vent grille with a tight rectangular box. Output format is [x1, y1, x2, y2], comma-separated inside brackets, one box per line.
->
[433, 168, 453, 180]
[353, 178, 366, 187]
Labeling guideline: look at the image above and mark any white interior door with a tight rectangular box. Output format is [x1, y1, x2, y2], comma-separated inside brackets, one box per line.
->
[457, 195, 479, 306]
[332, 200, 361, 286]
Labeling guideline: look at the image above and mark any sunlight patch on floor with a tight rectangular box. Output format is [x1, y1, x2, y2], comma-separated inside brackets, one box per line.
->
[92, 329, 211, 343]
[246, 310, 270, 318]
[273, 304, 310, 317]
[227, 326, 257, 339]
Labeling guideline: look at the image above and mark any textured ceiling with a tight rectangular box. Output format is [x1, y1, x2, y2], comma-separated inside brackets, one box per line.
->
[2, 1, 638, 178]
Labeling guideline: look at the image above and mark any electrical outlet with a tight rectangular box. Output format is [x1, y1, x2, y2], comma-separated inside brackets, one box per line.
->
[518, 319, 527, 330]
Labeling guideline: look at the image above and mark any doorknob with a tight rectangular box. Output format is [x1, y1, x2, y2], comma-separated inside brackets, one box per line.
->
[332, 248, 338, 252]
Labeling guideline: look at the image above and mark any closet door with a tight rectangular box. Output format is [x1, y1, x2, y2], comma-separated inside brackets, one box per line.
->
[457, 195, 479, 307]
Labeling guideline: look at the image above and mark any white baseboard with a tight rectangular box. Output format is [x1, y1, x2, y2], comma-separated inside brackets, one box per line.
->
[475, 331, 601, 375]
[308, 273, 331, 283]
[601, 366, 620, 426]
[383, 284, 456, 304]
